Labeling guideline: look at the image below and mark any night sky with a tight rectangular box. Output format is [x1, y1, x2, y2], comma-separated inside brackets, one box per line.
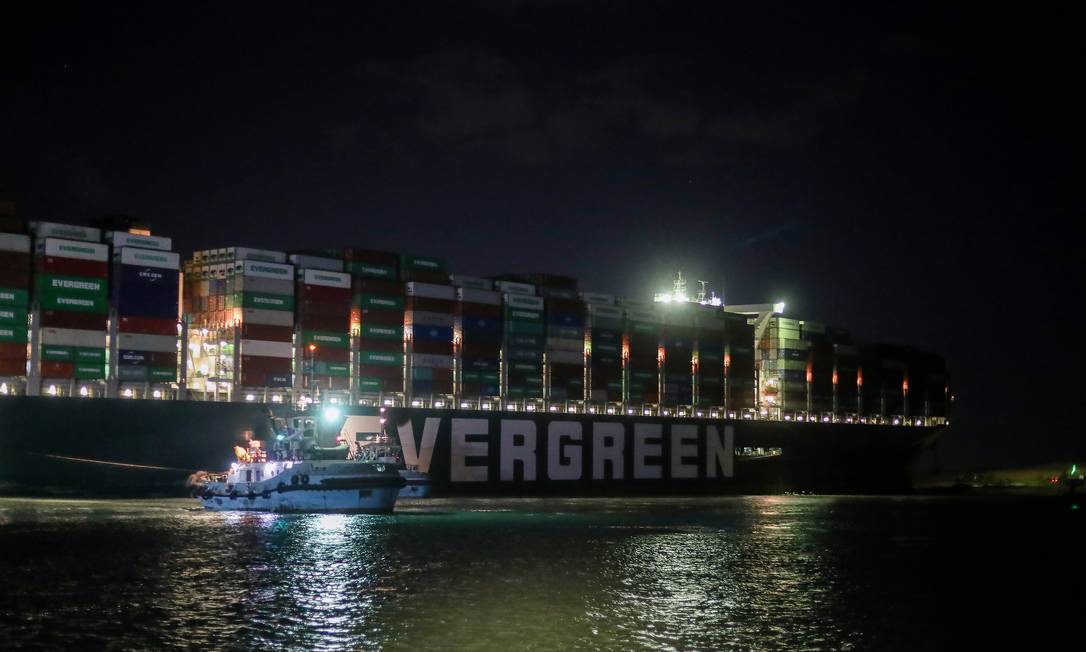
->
[2, 2, 1080, 469]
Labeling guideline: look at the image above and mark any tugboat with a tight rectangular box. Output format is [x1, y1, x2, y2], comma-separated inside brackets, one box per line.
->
[349, 431, 433, 499]
[191, 410, 406, 513]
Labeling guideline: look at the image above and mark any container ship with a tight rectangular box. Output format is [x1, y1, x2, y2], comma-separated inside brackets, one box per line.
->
[0, 211, 951, 496]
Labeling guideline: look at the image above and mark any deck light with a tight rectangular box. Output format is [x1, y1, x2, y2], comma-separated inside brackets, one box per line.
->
[323, 407, 340, 423]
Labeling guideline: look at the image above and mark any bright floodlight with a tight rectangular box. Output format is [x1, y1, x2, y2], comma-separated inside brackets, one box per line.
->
[323, 406, 341, 423]
[773, 301, 786, 314]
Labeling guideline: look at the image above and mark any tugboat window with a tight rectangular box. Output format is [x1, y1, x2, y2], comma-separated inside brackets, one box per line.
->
[245, 470, 252, 482]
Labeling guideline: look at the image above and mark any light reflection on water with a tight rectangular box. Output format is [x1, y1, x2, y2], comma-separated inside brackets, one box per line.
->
[0, 496, 1072, 650]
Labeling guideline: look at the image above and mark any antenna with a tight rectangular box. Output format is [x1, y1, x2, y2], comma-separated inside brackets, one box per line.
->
[697, 280, 708, 303]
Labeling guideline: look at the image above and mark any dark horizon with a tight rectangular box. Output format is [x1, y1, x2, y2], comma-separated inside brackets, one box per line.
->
[2, 2, 1080, 470]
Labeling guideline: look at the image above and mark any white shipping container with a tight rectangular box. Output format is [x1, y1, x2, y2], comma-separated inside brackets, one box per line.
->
[301, 268, 350, 289]
[587, 304, 623, 319]
[241, 308, 294, 327]
[504, 294, 544, 310]
[240, 339, 293, 358]
[116, 332, 178, 353]
[406, 282, 455, 300]
[580, 291, 615, 305]
[450, 275, 493, 290]
[547, 350, 584, 365]
[0, 233, 31, 253]
[410, 353, 454, 369]
[494, 280, 535, 296]
[236, 276, 294, 295]
[405, 312, 455, 328]
[106, 231, 172, 251]
[289, 254, 344, 272]
[117, 247, 180, 270]
[40, 328, 106, 347]
[547, 337, 583, 352]
[36, 238, 109, 262]
[30, 222, 101, 243]
[456, 288, 502, 305]
[229, 247, 288, 263]
[241, 260, 294, 281]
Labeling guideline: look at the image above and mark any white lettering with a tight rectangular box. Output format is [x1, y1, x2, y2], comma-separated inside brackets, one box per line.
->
[633, 423, 663, 479]
[395, 417, 441, 474]
[592, 422, 624, 480]
[670, 425, 699, 479]
[450, 418, 489, 482]
[547, 421, 582, 481]
[705, 425, 735, 478]
[500, 419, 536, 481]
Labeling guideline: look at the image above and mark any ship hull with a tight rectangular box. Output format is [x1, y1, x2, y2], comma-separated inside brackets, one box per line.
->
[0, 397, 941, 496]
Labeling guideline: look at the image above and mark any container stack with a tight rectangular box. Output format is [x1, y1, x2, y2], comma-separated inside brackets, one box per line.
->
[914, 351, 949, 419]
[622, 301, 660, 406]
[722, 312, 756, 413]
[582, 293, 623, 403]
[543, 292, 584, 403]
[405, 282, 455, 398]
[344, 249, 404, 396]
[0, 231, 31, 383]
[453, 276, 502, 400]
[32, 224, 109, 390]
[694, 305, 727, 408]
[498, 281, 543, 400]
[400, 254, 447, 284]
[820, 326, 858, 415]
[108, 232, 180, 390]
[799, 321, 833, 414]
[758, 317, 808, 412]
[660, 305, 695, 407]
[291, 255, 351, 393]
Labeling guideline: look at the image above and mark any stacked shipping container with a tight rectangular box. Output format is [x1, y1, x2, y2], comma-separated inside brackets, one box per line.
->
[758, 317, 808, 411]
[622, 302, 660, 405]
[345, 249, 404, 396]
[406, 282, 455, 397]
[0, 232, 31, 379]
[583, 293, 623, 403]
[544, 293, 584, 402]
[32, 225, 109, 384]
[292, 255, 351, 392]
[694, 305, 726, 407]
[109, 233, 180, 386]
[499, 282, 544, 400]
[453, 276, 502, 400]
[661, 305, 695, 406]
[722, 312, 756, 413]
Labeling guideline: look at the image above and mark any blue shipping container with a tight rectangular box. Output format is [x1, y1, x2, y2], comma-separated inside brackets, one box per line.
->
[113, 265, 179, 319]
[412, 325, 453, 343]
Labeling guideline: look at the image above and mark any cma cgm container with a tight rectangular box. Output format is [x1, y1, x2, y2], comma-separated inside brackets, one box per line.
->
[406, 282, 455, 398]
[33, 237, 110, 388]
[453, 277, 502, 401]
[345, 249, 404, 396]
[0, 232, 31, 383]
[583, 294, 623, 403]
[110, 242, 181, 390]
[622, 301, 660, 405]
[501, 291, 544, 400]
[292, 259, 351, 394]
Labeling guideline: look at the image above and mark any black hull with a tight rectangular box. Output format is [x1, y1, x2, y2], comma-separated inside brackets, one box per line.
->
[0, 397, 942, 497]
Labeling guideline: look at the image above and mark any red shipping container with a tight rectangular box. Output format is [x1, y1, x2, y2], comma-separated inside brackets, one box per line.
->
[297, 284, 350, 303]
[0, 252, 31, 272]
[40, 361, 75, 378]
[0, 358, 26, 376]
[311, 346, 349, 363]
[147, 351, 177, 367]
[459, 341, 501, 358]
[36, 256, 108, 278]
[118, 315, 177, 336]
[240, 323, 294, 342]
[545, 298, 584, 314]
[352, 279, 403, 296]
[240, 355, 292, 376]
[298, 314, 349, 332]
[456, 303, 502, 318]
[405, 297, 454, 312]
[359, 309, 403, 326]
[0, 269, 31, 287]
[40, 310, 108, 330]
[0, 342, 27, 359]
[297, 300, 350, 318]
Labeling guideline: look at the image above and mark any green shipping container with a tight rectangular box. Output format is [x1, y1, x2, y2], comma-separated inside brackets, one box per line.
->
[591, 317, 625, 330]
[76, 347, 106, 362]
[314, 362, 351, 377]
[38, 292, 109, 314]
[357, 376, 383, 392]
[360, 323, 403, 340]
[0, 325, 28, 343]
[75, 363, 106, 380]
[0, 288, 30, 306]
[505, 321, 545, 336]
[35, 275, 107, 298]
[149, 367, 178, 381]
[41, 345, 74, 361]
[547, 325, 582, 339]
[241, 292, 294, 311]
[462, 370, 481, 382]
[511, 362, 542, 374]
[506, 334, 543, 348]
[359, 351, 404, 366]
[0, 306, 28, 325]
[348, 261, 397, 280]
[355, 294, 404, 311]
[302, 331, 349, 349]
[400, 254, 446, 273]
[504, 308, 542, 323]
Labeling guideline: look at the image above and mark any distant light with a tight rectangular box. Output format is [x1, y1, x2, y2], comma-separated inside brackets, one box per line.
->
[410, 400, 421, 407]
[773, 301, 786, 314]
[271, 394, 282, 403]
[48, 385, 58, 396]
[323, 407, 340, 423]
[152, 389, 162, 399]
[507, 404, 516, 411]
[122, 388, 132, 398]
[550, 406, 558, 412]
[526, 404, 536, 411]
[79, 386, 89, 397]
[383, 399, 394, 406]
[460, 401, 471, 409]
[481, 403, 492, 410]
[0, 383, 7, 395]
[245, 393, 255, 402]
[434, 400, 445, 408]
[330, 397, 339, 404]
